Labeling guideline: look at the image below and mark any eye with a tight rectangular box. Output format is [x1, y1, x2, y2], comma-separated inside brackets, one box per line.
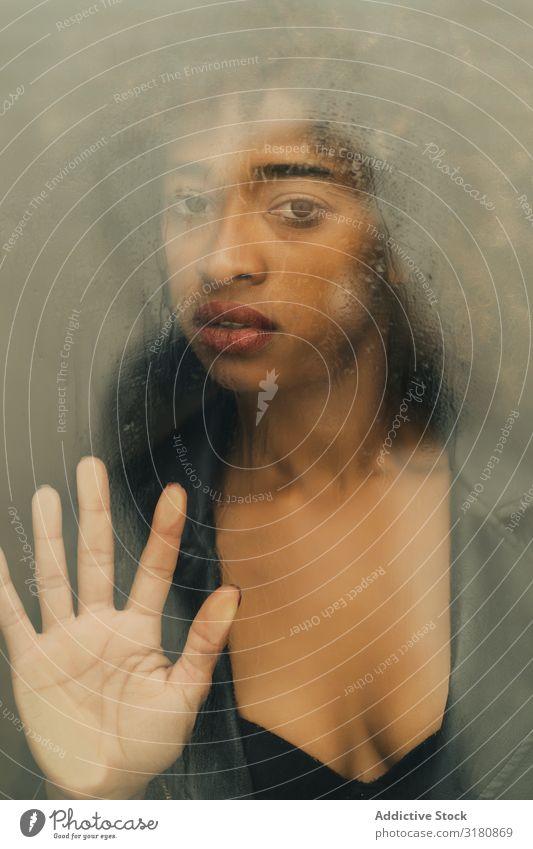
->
[172, 191, 212, 216]
[269, 195, 327, 227]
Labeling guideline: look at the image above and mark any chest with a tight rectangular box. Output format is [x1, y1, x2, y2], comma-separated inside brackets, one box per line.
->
[214, 467, 451, 780]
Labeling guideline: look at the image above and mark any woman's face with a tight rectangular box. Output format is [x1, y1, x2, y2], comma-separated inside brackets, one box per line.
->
[162, 120, 386, 393]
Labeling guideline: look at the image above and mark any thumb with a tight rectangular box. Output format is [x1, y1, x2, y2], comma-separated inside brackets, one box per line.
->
[171, 584, 241, 708]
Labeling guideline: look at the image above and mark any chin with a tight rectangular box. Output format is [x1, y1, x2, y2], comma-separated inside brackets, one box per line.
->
[204, 357, 279, 394]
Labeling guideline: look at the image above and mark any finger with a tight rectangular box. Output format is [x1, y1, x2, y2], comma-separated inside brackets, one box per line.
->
[0, 547, 37, 660]
[32, 486, 73, 628]
[170, 585, 241, 708]
[77, 456, 114, 611]
[127, 484, 186, 616]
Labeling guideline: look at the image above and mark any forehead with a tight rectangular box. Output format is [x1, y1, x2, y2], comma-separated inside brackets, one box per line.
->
[165, 120, 357, 186]
[168, 120, 313, 163]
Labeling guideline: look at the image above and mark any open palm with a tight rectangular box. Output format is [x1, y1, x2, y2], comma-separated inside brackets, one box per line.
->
[0, 457, 240, 799]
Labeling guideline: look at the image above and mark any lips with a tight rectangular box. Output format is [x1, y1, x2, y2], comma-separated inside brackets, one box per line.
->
[192, 300, 277, 354]
[193, 300, 276, 331]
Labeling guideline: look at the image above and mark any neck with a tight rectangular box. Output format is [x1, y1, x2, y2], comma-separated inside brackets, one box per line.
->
[228, 329, 394, 496]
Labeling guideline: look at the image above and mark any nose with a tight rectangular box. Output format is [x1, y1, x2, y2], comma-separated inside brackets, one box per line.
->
[197, 200, 267, 290]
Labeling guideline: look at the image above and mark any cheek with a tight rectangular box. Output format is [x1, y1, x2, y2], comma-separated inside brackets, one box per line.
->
[268, 239, 349, 278]
[274, 291, 350, 354]
[294, 273, 361, 327]
[302, 280, 373, 356]
[325, 283, 365, 331]
[277, 235, 367, 296]
[314, 293, 357, 357]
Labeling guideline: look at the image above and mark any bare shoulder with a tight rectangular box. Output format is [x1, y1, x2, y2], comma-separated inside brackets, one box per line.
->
[374, 425, 450, 480]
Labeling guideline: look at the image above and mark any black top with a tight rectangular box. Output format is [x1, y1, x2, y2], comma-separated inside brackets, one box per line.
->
[237, 713, 444, 799]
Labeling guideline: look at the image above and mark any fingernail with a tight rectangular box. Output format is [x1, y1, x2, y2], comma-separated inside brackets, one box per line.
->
[163, 483, 185, 511]
[218, 585, 242, 620]
[228, 583, 242, 607]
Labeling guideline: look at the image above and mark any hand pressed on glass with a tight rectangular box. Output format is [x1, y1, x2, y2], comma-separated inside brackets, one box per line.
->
[0, 456, 240, 800]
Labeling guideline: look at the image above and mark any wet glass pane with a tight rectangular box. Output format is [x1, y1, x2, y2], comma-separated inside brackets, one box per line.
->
[1, 0, 532, 805]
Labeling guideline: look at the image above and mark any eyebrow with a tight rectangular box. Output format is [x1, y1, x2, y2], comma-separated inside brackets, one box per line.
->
[251, 162, 336, 182]
[166, 160, 347, 190]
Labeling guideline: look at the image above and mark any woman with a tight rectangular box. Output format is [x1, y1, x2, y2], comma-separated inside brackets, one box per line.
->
[0, 93, 530, 801]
